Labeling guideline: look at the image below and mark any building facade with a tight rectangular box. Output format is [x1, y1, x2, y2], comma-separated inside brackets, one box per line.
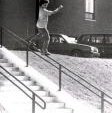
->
[0, 0, 38, 48]
[1, 0, 112, 48]
[48, 0, 112, 36]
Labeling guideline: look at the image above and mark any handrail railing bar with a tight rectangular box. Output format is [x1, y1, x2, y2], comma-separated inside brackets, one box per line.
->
[59, 64, 62, 91]
[0, 65, 46, 109]
[101, 92, 104, 113]
[0, 27, 102, 97]
[0, 72, 32, 99]
[5, 27, 102, 96]
[48, 56, 112, 101]
[61, 70, 101, 98]
[62, 68, 112, 105]
[2, 26, 112, 109]
[31, 45, 112, 101]
[2, 26, 58, 67]
[2, 27, 58, 69]
[104, 93, 112, 100]
[1, 70, 112, 109]
[47, 56, 60, 65]
[32, 93, 36, 113]
[30, 48, 100, 96]
[33, 50, 100, 97]
[0, 65, 40, 99]
[26, 44, 29, 67]
[61, 64, 103, 93]
[0, 27, 108, 93]
[32, 45, 98, 95]
[3, 26, 112, 98]
[2, 27, 28, 45]
[0, 27, 3, 48]
[47, 55, 106, 95]
[104, 98, 112, 106]
[31, 50, 58, 69]
[0, 72, 43, 108]
[33, 49, 112, 100]
[62, 67, 112, 106]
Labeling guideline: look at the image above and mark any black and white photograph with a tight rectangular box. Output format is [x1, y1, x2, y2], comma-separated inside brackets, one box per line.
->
[0, 0, 112, 113]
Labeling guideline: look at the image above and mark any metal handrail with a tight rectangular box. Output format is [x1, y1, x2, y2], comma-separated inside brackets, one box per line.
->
[0, 65, 46, 111]
[0, 65, 46, 108]
[48, 56, 112, 98]
[2, 26, 29, 45]
[1, 26, 112, 113]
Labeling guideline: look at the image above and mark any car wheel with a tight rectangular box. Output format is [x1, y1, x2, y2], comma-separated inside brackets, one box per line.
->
[71, 50, 82, 57]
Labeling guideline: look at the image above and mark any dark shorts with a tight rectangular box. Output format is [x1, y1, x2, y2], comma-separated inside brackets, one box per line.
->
[37, 27, 50, 41]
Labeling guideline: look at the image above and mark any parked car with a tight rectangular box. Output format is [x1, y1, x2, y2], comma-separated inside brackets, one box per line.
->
[46, 34, 100, 57]
[77, 34, 112, 57]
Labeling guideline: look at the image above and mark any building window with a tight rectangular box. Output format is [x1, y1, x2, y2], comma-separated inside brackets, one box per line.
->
[85, 0, 95, 20]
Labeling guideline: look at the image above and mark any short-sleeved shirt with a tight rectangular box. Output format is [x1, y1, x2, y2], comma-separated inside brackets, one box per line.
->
[36, 7, 53, 28]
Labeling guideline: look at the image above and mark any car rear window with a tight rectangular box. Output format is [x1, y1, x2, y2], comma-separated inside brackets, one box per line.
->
[105, 36, 112, 44]
[80, 35, 90, 43]
[79, 34, 112, 44]
[95, 36, 104, 43]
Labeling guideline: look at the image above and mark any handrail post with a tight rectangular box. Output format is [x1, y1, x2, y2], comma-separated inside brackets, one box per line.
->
[0, 27, 3, 48]
[32, 93, 35, 113]
[26, 44, 29, 67]
[101, 91, 104, 113]
[59, 64, 62, 91]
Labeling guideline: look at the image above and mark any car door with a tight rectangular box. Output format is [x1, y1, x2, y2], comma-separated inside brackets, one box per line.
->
[57, 36, 71, 54]
[49, 35, 70, 54]
[48, 35, 60, 53]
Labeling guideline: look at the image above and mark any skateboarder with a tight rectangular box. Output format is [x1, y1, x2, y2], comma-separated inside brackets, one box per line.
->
[32, 0, 63, 55]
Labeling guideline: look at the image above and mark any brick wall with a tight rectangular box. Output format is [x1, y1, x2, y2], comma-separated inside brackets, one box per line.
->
[1, 0, 37, 49]
[1, 0, 112, 48]
[48, 0, 112, 36]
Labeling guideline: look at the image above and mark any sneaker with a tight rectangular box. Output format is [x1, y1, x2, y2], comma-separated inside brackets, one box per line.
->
[45, 52, 51, 55]
[41, 52, 51, 56]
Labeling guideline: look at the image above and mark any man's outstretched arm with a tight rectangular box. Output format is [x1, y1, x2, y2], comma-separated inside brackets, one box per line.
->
[44, 5, 63, 16]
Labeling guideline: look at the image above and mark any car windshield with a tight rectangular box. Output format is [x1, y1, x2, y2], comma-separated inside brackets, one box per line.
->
[61, 34, 76, 44]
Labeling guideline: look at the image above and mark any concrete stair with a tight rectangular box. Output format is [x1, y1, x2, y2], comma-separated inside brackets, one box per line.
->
[0, 54, 73, 113]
